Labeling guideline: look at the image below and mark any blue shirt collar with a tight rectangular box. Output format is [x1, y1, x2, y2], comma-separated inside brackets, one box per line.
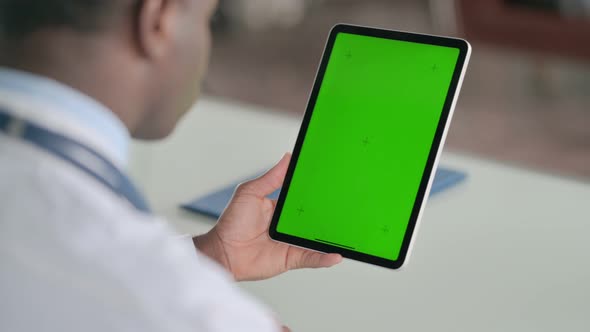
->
[0, 68, 130, 165]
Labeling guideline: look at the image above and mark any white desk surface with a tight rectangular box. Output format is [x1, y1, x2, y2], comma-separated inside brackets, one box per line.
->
[129, 97, 590, 332]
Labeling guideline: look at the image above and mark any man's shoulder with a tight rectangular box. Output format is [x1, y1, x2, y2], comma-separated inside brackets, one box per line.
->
[0, 138, 278, 332]
[0, 135, 140, 218]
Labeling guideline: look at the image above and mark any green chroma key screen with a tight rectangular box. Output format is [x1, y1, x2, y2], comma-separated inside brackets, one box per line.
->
[273, 30, 461, 262]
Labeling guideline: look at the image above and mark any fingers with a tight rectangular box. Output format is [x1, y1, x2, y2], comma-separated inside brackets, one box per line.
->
[282, 326, 291, 332]
[288, 248, 343, 270]
[238, 153, 291, 198]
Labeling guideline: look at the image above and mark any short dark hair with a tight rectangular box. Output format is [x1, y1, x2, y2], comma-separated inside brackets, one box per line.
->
[0, 0, 131, 38]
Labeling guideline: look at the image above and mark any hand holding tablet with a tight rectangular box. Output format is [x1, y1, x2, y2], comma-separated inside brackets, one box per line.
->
[269, 24, 471, 269]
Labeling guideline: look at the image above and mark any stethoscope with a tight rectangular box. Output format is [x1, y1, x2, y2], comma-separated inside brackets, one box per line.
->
[0, 110, 151, 214]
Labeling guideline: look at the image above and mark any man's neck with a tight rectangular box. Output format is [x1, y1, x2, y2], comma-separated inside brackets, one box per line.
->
[0, 32, 145, 137]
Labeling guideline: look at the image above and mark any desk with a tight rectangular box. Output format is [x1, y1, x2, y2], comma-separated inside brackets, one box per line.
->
[129, 97, 590, 332]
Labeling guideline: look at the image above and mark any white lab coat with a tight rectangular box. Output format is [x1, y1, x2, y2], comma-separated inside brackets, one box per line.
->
[0, 78, 278, 332]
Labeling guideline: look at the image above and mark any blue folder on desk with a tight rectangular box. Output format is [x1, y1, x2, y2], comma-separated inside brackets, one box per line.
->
[182, 167, 467, 219]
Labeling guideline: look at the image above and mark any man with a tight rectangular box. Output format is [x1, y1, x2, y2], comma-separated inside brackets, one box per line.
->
[0, 1, 342, 331]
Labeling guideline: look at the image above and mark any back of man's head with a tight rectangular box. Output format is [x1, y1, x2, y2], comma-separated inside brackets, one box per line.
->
[0, 0, 218, 140]
[0, 0, 126, 39]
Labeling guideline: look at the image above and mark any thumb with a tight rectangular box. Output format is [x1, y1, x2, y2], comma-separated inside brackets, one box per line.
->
[288, 248, 343, 270]
[238, 153, 291, 198]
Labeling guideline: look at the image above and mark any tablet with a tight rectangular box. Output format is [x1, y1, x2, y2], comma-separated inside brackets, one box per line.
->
[269, 24, 471, 269]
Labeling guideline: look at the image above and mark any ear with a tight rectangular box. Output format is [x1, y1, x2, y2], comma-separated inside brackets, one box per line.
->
[133, 0, 179, 59]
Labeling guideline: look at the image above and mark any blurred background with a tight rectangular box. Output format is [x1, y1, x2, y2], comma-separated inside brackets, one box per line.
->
[203, 0, 589, 179]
